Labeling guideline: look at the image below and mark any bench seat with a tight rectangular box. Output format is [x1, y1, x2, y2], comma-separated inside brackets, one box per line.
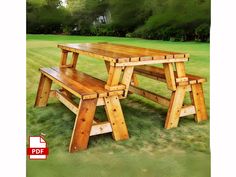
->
[40, 67, 124, 100]
[134, 65, 206, 84]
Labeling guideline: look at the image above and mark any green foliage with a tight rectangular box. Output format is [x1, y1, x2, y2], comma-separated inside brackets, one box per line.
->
[27, 0, 70, 34]
[132, 0, 210, 41]
[195, 23, 210, 42]
[108, 0, 151, 36]
[26, 0, 211, 41]
[66, 0, 109, 35]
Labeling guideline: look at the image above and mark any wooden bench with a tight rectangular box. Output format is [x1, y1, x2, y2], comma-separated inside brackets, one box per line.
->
[35, 67, 129, 152]
[129, 65, 208, 129]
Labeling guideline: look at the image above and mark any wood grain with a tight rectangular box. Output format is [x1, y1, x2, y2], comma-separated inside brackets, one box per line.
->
[58, 43, 189, 63]
[104, 96, 129, 140]
[163, 63, 177, 91]
[165, 85, 187, 129]
[35, 74, 52, 107]
[69, 98, 97, 152]
[190, 84, 208, 122]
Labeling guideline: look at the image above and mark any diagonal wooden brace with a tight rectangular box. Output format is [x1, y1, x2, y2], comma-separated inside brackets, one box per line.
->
[35, 73, 52, 107]
[165, 85, 187, 129]
[104, 96, 129, 141]
[69, 98, 97, 152]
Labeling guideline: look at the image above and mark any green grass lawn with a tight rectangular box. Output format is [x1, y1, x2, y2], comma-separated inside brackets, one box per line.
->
[27, 34, 210, 177]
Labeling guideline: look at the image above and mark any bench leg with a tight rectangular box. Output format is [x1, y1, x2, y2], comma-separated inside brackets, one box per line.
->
[190, 83, 208, 122]
[35, 74, 52, 107]
[69, 98, 97, 152]
[165, 86, 187, 129]
[104, 96, 129, 141]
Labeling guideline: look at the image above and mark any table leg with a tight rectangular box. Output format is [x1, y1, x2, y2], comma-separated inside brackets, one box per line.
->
[121, 66, 134, 97]
[165, 85, 187, 129]
[106, 65, 122, 86]
[104, 96, 129, 141]
[60, 50, 68, 66]
[35, 74, 52, 107]
[60, 51, 79, 98]
[69, 98, 97, 152]
[71, 52, 79, 69]
[175, 62, 189, 85]
[163, 63, 176, 91]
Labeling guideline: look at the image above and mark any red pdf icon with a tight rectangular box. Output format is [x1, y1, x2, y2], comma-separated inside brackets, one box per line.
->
[27, 136, 49, 160]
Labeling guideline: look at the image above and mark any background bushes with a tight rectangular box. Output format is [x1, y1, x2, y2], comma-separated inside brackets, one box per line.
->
[27, 0, 210, 41]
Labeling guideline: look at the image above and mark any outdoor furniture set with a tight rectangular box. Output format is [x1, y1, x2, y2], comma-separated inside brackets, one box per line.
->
[34, 42, 208, 152]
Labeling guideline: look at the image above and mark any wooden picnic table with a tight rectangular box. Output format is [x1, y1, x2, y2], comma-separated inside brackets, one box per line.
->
[35, 42, 207, 152]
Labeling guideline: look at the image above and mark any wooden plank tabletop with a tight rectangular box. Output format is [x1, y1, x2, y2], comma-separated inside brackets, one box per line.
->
[58, 42, 189, 64]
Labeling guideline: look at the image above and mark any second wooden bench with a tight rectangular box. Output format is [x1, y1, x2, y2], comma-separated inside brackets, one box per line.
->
[129, 65, 208, 129]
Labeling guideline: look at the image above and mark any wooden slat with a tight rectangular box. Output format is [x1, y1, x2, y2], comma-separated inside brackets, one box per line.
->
[180, 105, 196, 117]
[114, 58, 188, 66]
[52, 67, 124, 98]
[58, 44, 130, 63]
[129, 85, 196, 117]
[129, 85, 170, 107]
[87, 43, 157, 62]
[108, 90, 124, 97]
[53, 67, 107, 97]
[90, 122, 112, 136]
[55, 90, 78, 114]
[176, 77, 188, 83]
[97, 43, 187, 60]
[134, 70, 166, 82]
[40, 68, 97, 99]
[58, 43, 189, 63]
[105, 43, 188, 58]
[104, 84, 126, 91]
[104, 96, 129, 140]
[134, 65, 206, 84]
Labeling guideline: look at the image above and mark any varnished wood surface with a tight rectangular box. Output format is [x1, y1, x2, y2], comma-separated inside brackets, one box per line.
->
[58, 42, 189, 63]
[40, 67, 124, 99]
[134, 65, 206, 84]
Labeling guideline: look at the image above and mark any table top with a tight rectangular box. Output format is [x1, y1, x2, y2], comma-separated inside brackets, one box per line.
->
[58, 42, 189, 64]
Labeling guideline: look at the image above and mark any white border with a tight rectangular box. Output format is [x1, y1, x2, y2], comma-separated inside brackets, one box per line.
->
[211, 0, 236, 177]
[0, 0, 26, 176]
[1, 0, 236, 176]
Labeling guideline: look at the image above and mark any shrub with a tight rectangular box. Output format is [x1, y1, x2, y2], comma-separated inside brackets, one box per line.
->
[195, 23, 210, 42]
